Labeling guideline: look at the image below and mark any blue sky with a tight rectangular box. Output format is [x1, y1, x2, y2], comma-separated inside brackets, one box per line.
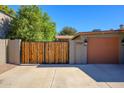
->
[8, 5, 124, 32]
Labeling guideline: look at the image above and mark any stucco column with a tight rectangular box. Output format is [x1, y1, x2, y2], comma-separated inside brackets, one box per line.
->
[8, 39, 21, 65]
[69, 40, 75, 64]
[0, 39, 8, 64]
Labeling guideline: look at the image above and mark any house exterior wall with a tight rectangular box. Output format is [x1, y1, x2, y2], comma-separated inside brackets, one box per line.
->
[119, 34, 124, 64]
[69, 37, 87, 64]
[70, 33, 124, 64]
[0, 12, 12, 38]
[120, 45, 124, 64]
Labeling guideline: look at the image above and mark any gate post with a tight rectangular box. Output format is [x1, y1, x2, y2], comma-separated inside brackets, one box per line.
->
[69, 40, 75, 64]
[8, 39, 21, 65]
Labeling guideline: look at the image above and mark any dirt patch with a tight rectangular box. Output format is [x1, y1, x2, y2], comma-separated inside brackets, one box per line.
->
[0, 64, 16, 74]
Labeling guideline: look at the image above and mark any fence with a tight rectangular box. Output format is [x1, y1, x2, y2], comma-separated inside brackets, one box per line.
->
[21, 42, 69, 64]
[0, 39, 8, 64]
[0, 39, 123, 65]
[0, 39, 21, 64]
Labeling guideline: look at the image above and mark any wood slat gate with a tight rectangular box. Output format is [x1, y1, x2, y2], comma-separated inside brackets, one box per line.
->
[21, 42, 69, 64]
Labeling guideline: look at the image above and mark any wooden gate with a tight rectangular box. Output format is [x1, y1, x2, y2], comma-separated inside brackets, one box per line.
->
[21, 42, 69, 64]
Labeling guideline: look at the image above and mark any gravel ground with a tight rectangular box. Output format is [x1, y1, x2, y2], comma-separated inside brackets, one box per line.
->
[0, 64, 16, 74]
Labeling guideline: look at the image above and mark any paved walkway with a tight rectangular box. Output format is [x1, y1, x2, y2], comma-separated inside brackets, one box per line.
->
[0, 64, 16, 74]
[0, 64, 124, 88]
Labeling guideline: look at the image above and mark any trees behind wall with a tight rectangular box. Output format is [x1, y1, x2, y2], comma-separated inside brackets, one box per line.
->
[6, 5, 56, 41]
[0, 5, 16, 17]
[59, 26, 77, 35]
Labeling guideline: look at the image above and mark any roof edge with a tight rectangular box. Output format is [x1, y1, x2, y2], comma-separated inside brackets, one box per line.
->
[72, 30, 124, 40]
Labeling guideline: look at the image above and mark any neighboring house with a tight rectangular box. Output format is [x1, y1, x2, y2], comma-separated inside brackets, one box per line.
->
[70, 25, 124, 64]
[0, 11, 12, 38]
[56, 35, 73, 41]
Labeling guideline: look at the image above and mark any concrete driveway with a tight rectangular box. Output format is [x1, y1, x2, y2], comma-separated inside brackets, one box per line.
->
[0, 64, 124, 88]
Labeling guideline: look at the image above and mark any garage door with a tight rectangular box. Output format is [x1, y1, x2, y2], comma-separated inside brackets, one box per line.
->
[88, 37, 119, 64]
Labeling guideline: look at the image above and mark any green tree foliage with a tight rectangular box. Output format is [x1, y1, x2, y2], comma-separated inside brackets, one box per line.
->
[6, 5, 56, 41]
[42, 12, 56, 41]
[92, 29, 101, 32]
[59, 26, 77, 35]
[0, 5, 16, 17]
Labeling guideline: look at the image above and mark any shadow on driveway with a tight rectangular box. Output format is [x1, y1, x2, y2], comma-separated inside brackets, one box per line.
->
[37, 64, 124, 82]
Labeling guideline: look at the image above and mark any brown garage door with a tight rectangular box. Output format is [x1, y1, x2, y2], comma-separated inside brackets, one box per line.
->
[88, 37, 119, 64]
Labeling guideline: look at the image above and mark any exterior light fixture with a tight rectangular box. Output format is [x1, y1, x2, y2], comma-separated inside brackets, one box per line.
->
[121, 38, 124, 46]
[84, 38, 88, 46]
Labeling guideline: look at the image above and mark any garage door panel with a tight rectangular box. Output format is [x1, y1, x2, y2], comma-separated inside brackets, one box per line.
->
[88, 37, 119, 64]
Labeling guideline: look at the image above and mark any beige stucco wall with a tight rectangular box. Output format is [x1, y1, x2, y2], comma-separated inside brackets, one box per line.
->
[8, 39, 21, 65]
[0, 39, 8, 64]
[120, 46, 124, 64]
[69, 40, 75, 64]
[69, 38, 87, 64]
[119, 34, 124, 64]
